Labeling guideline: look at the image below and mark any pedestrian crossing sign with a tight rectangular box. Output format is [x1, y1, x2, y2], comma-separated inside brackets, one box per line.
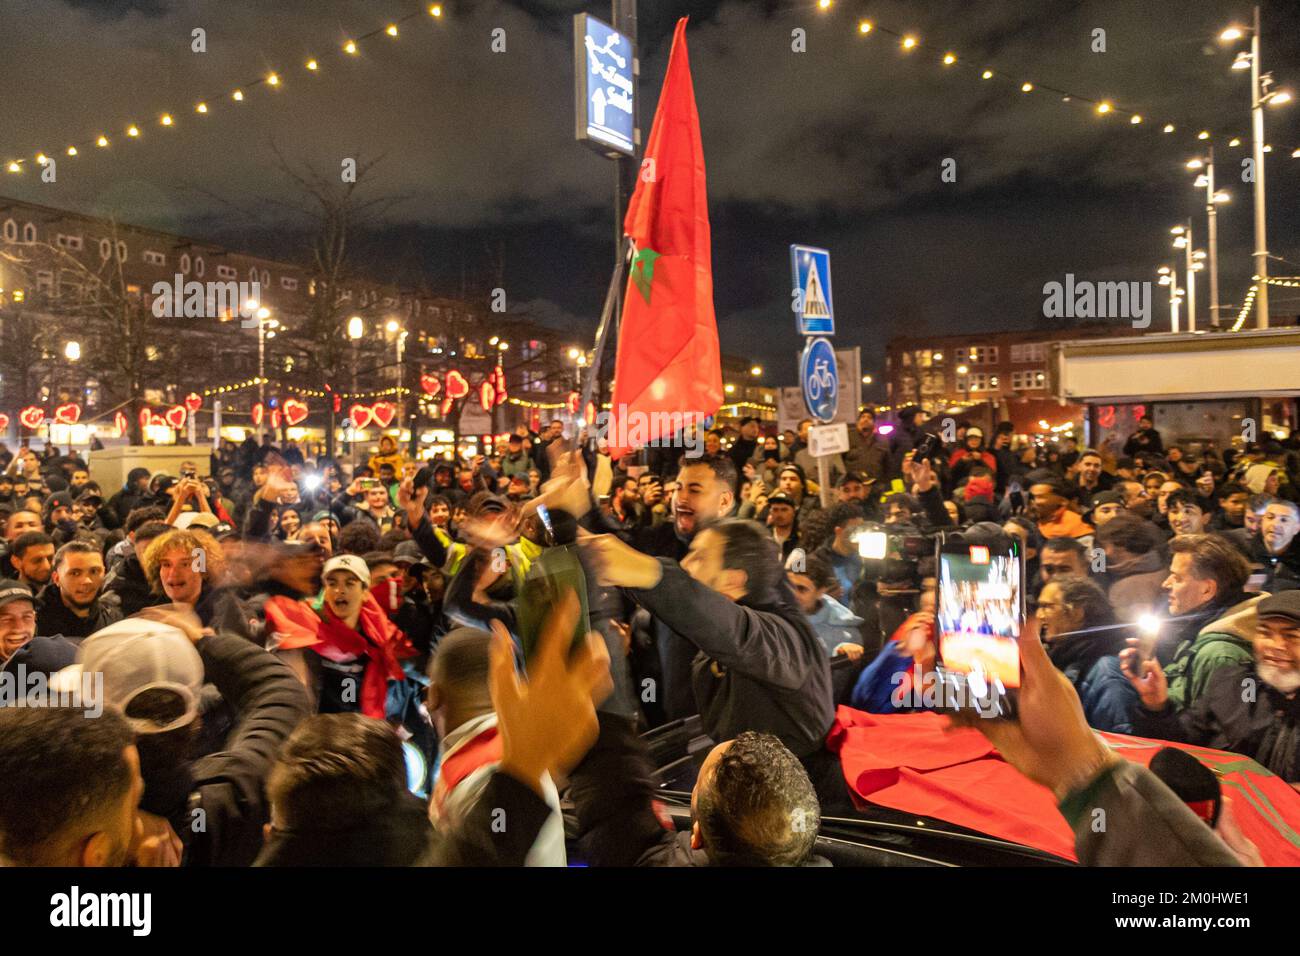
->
[790, 244, 834, 335]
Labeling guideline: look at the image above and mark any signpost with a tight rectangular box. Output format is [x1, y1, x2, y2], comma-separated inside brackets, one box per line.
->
[574, 14, 636, 158]
[792, 244, 839, 505]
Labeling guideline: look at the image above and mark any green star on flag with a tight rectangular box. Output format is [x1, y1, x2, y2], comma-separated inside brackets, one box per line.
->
[629, 247, 661, 304]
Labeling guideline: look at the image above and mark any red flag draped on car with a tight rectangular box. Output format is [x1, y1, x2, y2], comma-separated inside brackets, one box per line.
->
[607, 17, 722, 460]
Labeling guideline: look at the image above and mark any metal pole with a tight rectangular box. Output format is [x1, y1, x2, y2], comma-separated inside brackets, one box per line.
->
[1170, 270, 1181, 332]
[608, 0, 638, 411]
[1184, 220, 1196, 332]
[257, 321, 265, 443]
[1250, 4, 1269, 328]
[1206, 149, 1221, 329]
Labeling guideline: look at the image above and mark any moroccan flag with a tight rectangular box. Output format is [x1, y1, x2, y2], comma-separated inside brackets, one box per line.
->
[607, 17, 721, 460]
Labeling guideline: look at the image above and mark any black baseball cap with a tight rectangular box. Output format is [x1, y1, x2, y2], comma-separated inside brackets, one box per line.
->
[1258, 591, 1300, 626]
[0, 582, 36, 610]
[766, 492, 798, 508]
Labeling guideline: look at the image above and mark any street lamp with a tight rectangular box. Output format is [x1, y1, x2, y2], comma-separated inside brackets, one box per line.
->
[1170, 223, 1203, 331]
[1220, 7, 1292, 328]
[64, 341, 81, 362]
[1186, 150, 1224, 329]
[750, 365, 762, 377]
[1158, 266, 1183, 331]
[251, 307, 279, 442]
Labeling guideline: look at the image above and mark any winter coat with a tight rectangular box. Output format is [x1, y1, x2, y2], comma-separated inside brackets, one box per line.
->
[805, 595, 864, 656]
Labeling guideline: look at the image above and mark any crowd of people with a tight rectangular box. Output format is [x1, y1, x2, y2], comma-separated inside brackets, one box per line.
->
[1, 406, 1298, 868]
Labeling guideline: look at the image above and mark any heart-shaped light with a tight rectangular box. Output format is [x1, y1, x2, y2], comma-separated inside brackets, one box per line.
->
[479, 381, 495, 412]
[164, 405, 187, 429]
[444, 369, 469, 400]
[270, 408, 283, 430]
[150, 412, 168, 427]
[139, 408, 152, 430]
[370, 401, 396, 428]
[0, 413, 9, 432]
[114, 411, 128, 433]
[348, 404, 374, 429]
[53, 403, 82, 425]
[185, 392, 202, 413]
[251, 404, 264, 426]
[420, 373, 441, 396]
[19, 406, 45, 430]
[283, 398, 309, 426]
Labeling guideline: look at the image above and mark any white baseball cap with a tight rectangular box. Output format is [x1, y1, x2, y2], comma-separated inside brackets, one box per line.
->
[322, 554, 370, 587]
[74, 619, 205, 734]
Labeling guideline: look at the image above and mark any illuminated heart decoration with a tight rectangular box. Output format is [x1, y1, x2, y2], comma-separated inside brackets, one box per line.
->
[270, 408, 283, 430]
[19, 406, 45, 429]
[440, 397, 454, 417]
[283, 398, 309, 426]
[444, 369, 469, 400]
[53, 403, 82, 425]
[566, 391, 580, 414]
[150, 412, 167, 428]
[492, 366, 508, 406]
[0, 413, 8, 432]
[251, 404, 264, 426]
[164, 405, 187, 429]
[185, 392, 202, 413]
[370, 401, 396, 428]
[348, 404, 374, 429]
[139, 408, 152, 430]
[479, 381, 495, 412]
[114, 411, 127, 433]
[420, 373, 441, 397]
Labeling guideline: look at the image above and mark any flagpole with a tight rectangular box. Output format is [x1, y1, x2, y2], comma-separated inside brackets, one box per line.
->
[581, 236, 634, 436]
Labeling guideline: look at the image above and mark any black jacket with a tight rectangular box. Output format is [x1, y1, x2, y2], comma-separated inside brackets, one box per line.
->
[140, 630, 311, 866]
[1247, 536, 1300, 593]
[570, 712, 822, 866]
[630, 561, 834, 762]
[102, 554, 163, 616]
[1131, 662, 1300, 781]
[35, 586, 122, 641]
[255, 793, 437, 866]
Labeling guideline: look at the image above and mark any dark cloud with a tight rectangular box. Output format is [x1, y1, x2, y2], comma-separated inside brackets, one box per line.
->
[3, 0, 1298, 385]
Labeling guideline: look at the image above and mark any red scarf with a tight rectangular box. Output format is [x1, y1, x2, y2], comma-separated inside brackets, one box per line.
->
[264, 593, 415, 719]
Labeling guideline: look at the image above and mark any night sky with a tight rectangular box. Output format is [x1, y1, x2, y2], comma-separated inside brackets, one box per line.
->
[2, 0, 1298, 395]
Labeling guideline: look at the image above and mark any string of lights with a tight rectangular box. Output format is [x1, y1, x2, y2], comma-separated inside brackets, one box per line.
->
[4, 4, 446, 173]
[1231, 284, 1258, 332]
[812, 2, 1299, 161]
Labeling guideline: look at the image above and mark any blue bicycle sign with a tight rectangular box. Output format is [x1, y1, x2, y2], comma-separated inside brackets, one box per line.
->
[800, 337, 838, 423]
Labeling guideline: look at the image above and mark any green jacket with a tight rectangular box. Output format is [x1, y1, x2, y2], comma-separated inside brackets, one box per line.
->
[1163, 594, 1263, 710]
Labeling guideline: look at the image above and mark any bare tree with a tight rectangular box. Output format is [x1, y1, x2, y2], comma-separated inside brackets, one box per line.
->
[1, 222, 174, 444]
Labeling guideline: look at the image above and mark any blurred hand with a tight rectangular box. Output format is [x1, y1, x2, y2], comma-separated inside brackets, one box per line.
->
[908, 456, 937, 494]
[896, 611, 935, 658]
[577, 530, 663, 590]
[950, 610, 1119, 800]
[135, 604, 208, 643]
[1120, 647, 1169, 710]
[397, 478, 426, 528]
[132, 811, 183, 867]
[833, 642, 864, 661]
[490, 592, 609, 792]
[1215, 795, 1264, 867]
[261, 469, 298, 504]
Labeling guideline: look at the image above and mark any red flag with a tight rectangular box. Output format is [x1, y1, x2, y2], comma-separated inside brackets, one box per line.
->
[607, 17, 721, 459]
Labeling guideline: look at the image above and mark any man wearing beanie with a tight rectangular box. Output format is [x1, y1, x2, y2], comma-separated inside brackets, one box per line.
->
[1130, 590, 1300, 781]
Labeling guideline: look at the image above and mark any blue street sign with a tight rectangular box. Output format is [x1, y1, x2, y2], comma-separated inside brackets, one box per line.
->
[800, 337, 839, 423]
[790, 244, 834, 335]
[574, 14, 636, 158]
